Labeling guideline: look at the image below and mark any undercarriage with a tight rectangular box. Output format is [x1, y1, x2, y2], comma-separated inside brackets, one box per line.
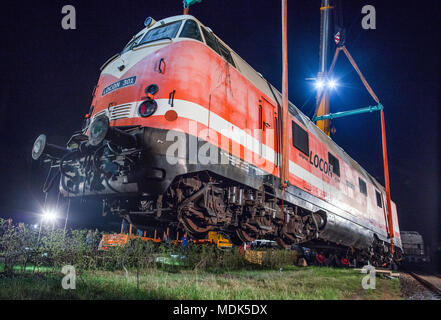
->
[106, 171, 326, 247]
[105, 171, 399, 268]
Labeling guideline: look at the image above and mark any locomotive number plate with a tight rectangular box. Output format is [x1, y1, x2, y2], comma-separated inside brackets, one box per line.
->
[102, 76, 137, 96]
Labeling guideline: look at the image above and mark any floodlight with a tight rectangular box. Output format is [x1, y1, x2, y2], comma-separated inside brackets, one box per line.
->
[315, 80, 325, 89]
[42, 210, 58, 222]
[327, 79, 338, 89]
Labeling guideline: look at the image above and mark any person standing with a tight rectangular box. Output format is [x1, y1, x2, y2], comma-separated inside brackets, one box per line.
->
[163, 232, 170, 246]
[181, 233, 189, 250]
[86, 230, 93, 248]
[121, 219, 129, 234]
[92, 229, 100, 249]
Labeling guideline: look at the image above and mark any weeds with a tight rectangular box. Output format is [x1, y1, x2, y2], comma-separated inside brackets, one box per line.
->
[0, 219, 295, 276]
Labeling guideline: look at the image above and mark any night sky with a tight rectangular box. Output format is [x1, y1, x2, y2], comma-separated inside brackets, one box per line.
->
[0, 1, 439, 262]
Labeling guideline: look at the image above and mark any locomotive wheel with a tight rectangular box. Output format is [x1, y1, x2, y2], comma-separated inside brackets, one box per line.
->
[182, 216, 212, 236]
[276, 237, 291, 249]
[236, 228, 257, 243]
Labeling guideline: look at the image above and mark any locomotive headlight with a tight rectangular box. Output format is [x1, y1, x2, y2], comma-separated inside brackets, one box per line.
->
[32, 134, 46, 160]
[138, 98, 157, 117]
[144, 17, 156, 27]
[31, 134, 69, 160]
[88, 114, 137, 148]
[89, 115, 110, 146]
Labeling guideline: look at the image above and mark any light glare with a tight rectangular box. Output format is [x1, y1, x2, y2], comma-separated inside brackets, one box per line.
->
[315, 80, 325, 89]
[327, 79, 338, 89]
[42, 210, 57, 222]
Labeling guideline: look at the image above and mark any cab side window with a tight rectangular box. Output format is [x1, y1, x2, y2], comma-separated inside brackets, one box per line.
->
[201, 27, 236, 67]
[217, 41, 236, 67]
[359, 178, 367, 196]
[375, 190, 383, 208]
[292, 121, 309, 156]
[201, 27, 220, 54]
[328, 152, 340, 177]
[180, 20, 202, 42]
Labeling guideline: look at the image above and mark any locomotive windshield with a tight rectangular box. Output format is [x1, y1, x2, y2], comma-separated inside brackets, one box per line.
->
[120, 20, 183, 54]
[121, 34, 143, 54]
[138, 20, 182, 46]
[179, 20, 202, 42]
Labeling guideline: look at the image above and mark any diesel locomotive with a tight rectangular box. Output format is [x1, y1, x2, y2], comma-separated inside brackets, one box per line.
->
[32, 15, 402, 266]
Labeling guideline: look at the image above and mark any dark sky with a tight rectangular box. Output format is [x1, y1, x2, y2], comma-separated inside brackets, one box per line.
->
[0, 1, 439, 252]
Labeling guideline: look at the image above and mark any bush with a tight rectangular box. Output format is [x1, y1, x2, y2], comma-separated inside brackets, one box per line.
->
[261, 249, 298, 269]
[0, 219, 295, 275]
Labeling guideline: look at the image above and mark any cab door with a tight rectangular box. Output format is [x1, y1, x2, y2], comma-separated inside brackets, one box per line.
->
[259, 97, 278, 170]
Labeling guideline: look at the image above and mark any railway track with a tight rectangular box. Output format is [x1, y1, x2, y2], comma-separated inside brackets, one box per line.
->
[408, 272, 441, 299]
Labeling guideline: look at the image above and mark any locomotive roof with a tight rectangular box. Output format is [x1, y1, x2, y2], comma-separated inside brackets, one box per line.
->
[138, 15, 387, 193]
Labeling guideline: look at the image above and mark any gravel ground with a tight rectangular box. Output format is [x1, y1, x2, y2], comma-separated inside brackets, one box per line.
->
[400, 273, 440, 300]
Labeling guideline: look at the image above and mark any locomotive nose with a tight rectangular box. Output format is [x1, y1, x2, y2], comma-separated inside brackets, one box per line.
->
[31, 134, 69, 160]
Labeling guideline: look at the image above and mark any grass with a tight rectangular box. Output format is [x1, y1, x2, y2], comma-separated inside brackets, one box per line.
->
[0, 265, 402, 300]
[0, 263, 52, 273]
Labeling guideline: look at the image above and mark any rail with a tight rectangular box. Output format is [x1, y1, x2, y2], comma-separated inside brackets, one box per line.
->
[408, 272, 441, 298]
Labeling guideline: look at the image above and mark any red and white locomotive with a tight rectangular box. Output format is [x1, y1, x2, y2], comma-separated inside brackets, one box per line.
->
[32, 15, 402, 265]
